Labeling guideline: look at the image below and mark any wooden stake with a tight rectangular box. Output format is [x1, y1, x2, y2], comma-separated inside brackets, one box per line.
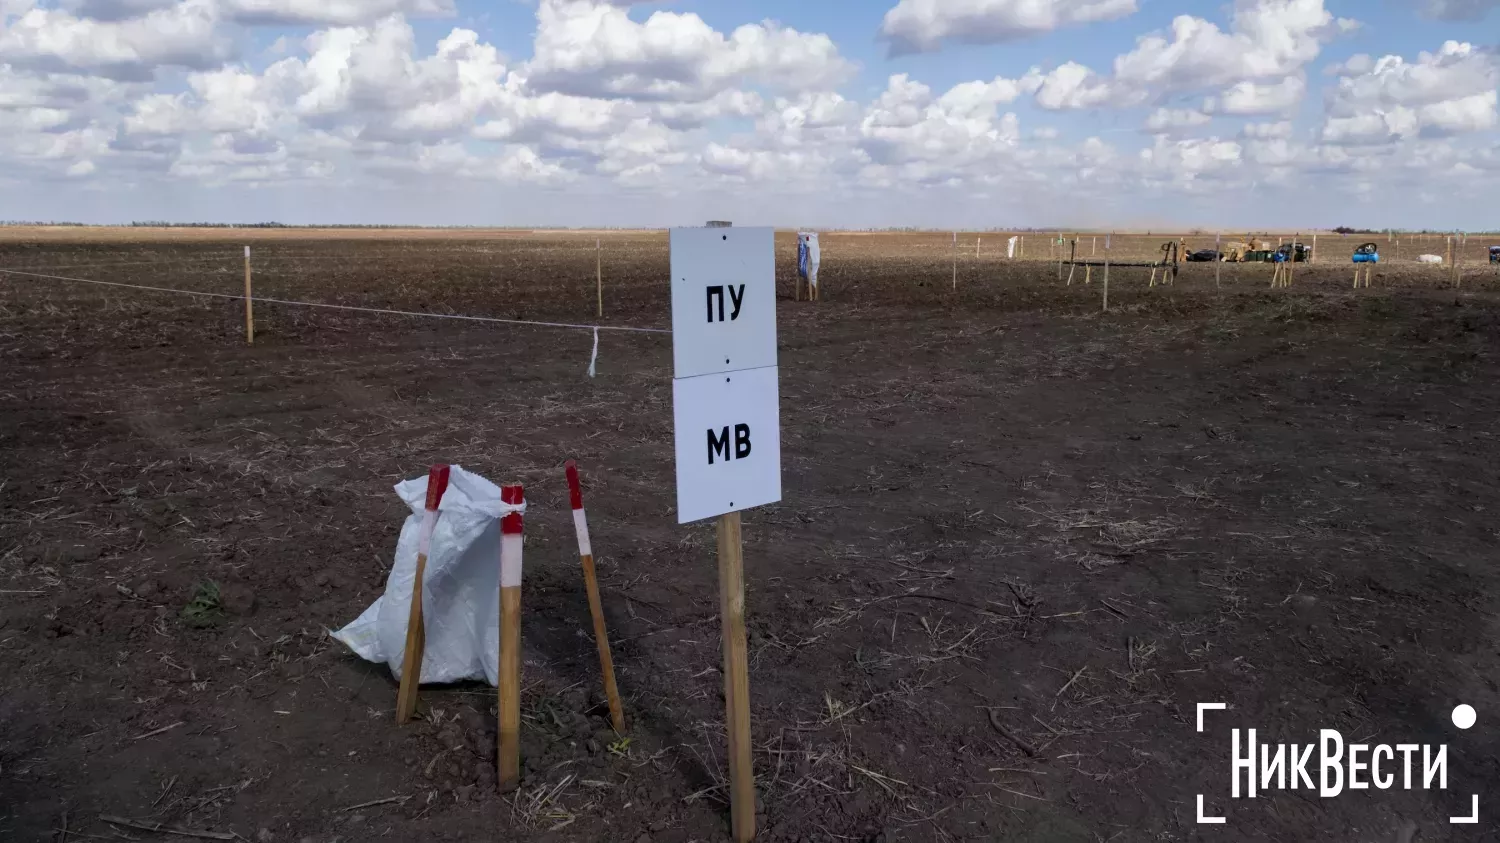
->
[566, 461, 624, 734]
[243, 246, 254, 345]
[596, 239, 603, 318]
[1102, 256, 1109, 312]
[498, 483, 525, 792]
[717, 511, 754, 843]
[1215, 233, 1222, 289]
[951, 231, 957, 291]
[396, 464, 452, 725]
[1311, 232, 1317, 263]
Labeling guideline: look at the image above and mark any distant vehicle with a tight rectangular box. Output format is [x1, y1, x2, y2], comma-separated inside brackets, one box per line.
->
[1186, 249, 1221, 262]
[1352, 242, 1380, 263]
[1276, 243, 1311, 262]
[1490, 245, 1499, 264]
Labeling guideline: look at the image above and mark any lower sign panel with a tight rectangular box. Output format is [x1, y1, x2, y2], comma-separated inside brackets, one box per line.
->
[673, 366, 782, 524]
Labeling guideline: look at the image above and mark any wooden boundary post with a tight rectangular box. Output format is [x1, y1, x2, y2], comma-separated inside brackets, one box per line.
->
[498, 483, 525, 792]
[566, 461, 625, 734]
[396, 464, 452, 724]
[1103, 253, 1109, 313]
[1215, 233, 1222, 289]
[718, 512, 754, 843]
[596, 239, 603, 318]
[243, 246, 254, 345]
[951, 231, 957, 291]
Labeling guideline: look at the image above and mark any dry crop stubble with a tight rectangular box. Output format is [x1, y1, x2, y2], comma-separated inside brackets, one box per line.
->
[1, 229, 1499, 841]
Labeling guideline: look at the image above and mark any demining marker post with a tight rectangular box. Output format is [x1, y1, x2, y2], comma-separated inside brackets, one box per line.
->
[596, 238, 603, 318]
[498, 483, 525, 792]
[670, 223, 782, 843]
[566, 460, 624, 734]
[396, 464, 451, 724]
[243, 246, 254, 345]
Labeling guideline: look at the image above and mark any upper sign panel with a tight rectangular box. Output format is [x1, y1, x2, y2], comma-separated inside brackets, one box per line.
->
[670, 227, 777, 379]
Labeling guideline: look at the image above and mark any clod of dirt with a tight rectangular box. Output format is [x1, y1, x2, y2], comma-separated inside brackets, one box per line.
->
[1290, 594, 1318, 615]
[438, 724, 466, 753]
[220, 584, 256, 616]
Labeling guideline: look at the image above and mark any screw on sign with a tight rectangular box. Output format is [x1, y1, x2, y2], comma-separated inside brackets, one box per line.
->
[670, 223, 782, 842]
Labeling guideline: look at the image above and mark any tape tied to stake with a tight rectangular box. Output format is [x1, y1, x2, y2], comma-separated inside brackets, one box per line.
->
[587, 327, 599, 378]
[499, 484, 526, 587]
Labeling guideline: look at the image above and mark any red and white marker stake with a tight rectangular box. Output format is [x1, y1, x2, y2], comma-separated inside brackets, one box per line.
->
[497, 483, 525, 792]
[396, 464, 451, 725]
[566, 460, 625, 734]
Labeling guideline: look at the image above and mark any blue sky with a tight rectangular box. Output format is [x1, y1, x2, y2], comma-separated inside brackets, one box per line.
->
[1, 0, 1497, 229]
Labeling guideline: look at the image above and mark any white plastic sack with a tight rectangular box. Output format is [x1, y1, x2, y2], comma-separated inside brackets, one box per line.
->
[1418, 254, 1444, 264]
[1007, 236, 1018, 258]
[799, 231, 821, 288]
[333, 465, 509, 686]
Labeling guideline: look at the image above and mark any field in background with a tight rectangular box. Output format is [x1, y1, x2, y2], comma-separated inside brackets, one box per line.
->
[3, 230, 1500, 842]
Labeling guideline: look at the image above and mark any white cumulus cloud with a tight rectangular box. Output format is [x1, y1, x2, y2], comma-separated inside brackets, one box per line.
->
[524, 0, 852, 102]
[879, 0, 1137, 55]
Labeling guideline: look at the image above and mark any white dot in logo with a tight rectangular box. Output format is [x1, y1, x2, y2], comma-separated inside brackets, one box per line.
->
[1452, 704, 1476, 730]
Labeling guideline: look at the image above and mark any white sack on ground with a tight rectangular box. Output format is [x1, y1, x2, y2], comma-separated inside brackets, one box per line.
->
[799, 231, 821, 289]
[333, 465, 506, 686]
[1007, 236, 1018, 258]
[1417, 254, 1444, 264]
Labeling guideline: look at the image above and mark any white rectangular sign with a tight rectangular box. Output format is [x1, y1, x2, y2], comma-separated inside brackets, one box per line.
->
[670, 227, 777, 378]
[673, 366, 781, 524]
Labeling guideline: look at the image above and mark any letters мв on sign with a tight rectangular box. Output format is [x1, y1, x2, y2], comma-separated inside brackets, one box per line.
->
[670, 227, 777, 379]
[672, 365, 781, 523]
[669, 226, 781, 524]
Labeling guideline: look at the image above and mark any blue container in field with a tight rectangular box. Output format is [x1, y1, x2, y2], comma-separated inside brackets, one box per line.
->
[1353, 242, 1380, 263]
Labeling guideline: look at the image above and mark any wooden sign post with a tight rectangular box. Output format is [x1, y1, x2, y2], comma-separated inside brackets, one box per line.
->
[717, 510, 753, 841]
[396, 464, 452, 724]
[566, 460, 625, 733]
[671, 223, 782, 843]
[498, 483, 525, 792]
[243, 246, 254, 345]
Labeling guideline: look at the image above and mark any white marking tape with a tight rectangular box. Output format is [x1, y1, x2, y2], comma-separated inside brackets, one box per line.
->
[0, 267, 670, 335]
[572, 508, 592, 557]
[416, 508, 439, 557]
[500, 533, 524, 588]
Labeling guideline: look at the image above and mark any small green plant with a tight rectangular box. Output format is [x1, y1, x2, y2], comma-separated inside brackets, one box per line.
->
[181, 581, 224, 628]
[607, 735, 632, 756]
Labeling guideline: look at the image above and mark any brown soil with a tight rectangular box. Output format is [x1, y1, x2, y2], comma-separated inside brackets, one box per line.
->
[2, 231, 1499, 842]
